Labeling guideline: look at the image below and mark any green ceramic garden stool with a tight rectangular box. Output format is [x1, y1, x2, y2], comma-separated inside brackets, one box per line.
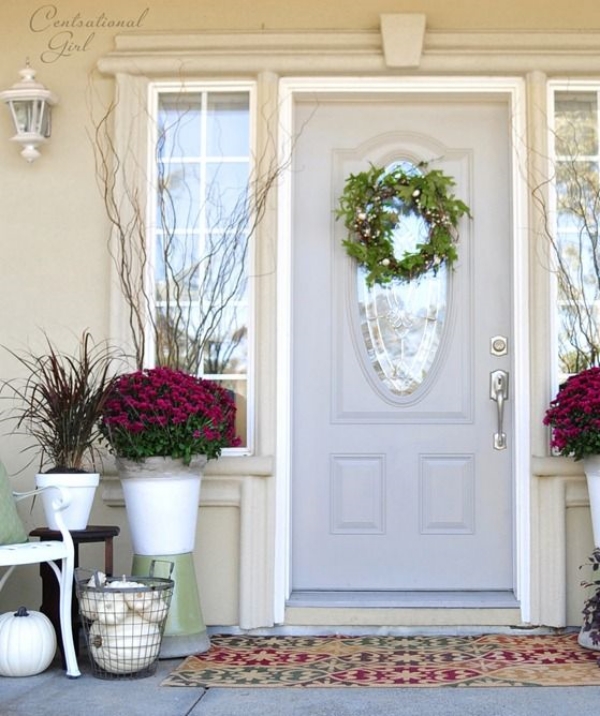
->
[132, 552, 210, 658]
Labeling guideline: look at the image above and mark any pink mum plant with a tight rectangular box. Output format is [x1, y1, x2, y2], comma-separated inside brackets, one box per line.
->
[99, 367, 240, 464]
[544, 367, 600, 461]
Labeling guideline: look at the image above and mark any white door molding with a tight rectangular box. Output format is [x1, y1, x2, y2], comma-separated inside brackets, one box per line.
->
[275, 75, 530, 625]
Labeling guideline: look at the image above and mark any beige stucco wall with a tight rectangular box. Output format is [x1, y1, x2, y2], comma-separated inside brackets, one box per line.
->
[1, 0, 600, 632]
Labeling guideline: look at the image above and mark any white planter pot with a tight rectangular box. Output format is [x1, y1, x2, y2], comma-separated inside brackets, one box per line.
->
[117, 456, 207, 556]
[583, 456, 600, 548]
[35, 472, 100, 531]
[578, 627, 600, 651]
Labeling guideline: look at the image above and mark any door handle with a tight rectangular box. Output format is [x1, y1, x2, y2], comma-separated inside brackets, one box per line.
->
[490, 370, 509, 450]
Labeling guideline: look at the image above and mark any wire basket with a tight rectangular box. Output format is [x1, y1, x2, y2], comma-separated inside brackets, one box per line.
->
[75, 563, 174, 680]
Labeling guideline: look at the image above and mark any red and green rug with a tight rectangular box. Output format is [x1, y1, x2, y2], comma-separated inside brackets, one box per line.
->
[162, 633, 600, 688]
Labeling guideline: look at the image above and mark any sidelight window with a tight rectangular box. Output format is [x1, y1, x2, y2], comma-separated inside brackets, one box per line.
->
[149, 85, 253, 449]
[551, 89, 600, 380]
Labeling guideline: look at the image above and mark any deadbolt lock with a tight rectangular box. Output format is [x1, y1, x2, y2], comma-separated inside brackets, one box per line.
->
[490, 335, 508, 357]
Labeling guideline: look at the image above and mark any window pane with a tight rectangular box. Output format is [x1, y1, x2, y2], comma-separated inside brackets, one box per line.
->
[207, 93, 250, 156]
[155, 233, 200, 298]
[555, 92, 598, 157]
[202, 305, 248, 375]
[213, 378, 247, 451]
[159, 94, 202, 158]
[556, 160, 600, 215]
[157, 162, 201, 230]
[205, 162, 250, 228]
[557, 301, 600, 374]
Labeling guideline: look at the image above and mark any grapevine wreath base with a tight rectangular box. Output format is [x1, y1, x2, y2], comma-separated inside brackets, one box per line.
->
[336, 162, 471, 287]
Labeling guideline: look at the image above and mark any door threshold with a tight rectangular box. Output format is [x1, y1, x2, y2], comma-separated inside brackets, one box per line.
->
[288, 590, 519, 609]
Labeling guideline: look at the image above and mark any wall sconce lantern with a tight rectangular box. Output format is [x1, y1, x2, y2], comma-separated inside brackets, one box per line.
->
[0, 61, 58, 163]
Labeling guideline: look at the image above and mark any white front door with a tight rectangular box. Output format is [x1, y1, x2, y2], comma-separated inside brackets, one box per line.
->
[290, 89, 516, 606]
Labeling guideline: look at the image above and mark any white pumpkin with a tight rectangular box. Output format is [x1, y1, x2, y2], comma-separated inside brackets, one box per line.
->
[0, 607, 57, 677]
[89, 571, 107, 587]
[89, 614, 160, 674]
[79, 572, 107, 621]
[124, 590, 168, 623]
[79, 591, 99, 621]
[104, 577, 168, 623]
[121, 586, 152, 612]
[95, 592, 128, 626]
[137, 594, 169, 624]
[105, 576, 145, 590]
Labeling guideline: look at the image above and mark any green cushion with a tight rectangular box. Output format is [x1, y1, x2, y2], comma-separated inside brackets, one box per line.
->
[0, 462, 28, 545]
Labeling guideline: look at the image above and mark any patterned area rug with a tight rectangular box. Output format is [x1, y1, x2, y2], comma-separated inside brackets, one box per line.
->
[162, 633, 600, 688]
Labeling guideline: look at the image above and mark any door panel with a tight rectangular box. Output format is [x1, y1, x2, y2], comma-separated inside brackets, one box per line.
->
[291, 94, 513, 595]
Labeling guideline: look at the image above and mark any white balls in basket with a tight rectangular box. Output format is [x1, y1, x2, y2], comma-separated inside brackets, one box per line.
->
[80, 573, 169, 674]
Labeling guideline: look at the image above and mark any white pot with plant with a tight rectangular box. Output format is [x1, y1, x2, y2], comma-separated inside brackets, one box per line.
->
[98, 365, 240, 656]
[544, 367, 600, 546]
[544, 366, 600, 650]
[1, 331, 119, 531]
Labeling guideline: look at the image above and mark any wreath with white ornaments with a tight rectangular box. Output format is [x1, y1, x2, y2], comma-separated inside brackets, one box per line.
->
[336, 162, 471, 287]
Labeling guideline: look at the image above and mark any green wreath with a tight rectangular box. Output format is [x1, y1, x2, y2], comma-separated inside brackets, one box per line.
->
[336, 162, 471, 287]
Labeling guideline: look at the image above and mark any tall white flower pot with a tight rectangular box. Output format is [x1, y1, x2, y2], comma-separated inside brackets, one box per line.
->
[583, 456, 600, 548]
[117, 456, 206, 555]
[116, 455, 210, 657]
[579, 457, 600, 651]
[35, 472, 99, 531]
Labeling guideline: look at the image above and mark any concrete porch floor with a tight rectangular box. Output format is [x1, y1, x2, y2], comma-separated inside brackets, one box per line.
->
[2, 655, 600, 716]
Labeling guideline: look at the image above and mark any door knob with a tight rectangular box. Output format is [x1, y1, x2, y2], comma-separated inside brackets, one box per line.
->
[490, 370, 509, 450]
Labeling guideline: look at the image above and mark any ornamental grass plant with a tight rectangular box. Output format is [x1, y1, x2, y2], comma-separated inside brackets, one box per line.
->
[99, 366, 240, 464]
[544, 367, 600, 461]
[1, 331, 120, 472]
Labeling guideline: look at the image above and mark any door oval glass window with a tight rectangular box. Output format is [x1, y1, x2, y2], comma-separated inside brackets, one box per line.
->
[357, 163, 448, 397]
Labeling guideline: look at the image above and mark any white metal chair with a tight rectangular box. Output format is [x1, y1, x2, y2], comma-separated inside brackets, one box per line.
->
[0, 485, 81, 678]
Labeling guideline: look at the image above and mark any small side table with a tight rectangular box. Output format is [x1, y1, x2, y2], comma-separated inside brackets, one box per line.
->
[29, 525, 120, 665]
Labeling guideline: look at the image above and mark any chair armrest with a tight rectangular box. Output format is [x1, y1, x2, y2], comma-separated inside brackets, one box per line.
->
[13, 485, 72, 512]
[13, 485, 74, 549]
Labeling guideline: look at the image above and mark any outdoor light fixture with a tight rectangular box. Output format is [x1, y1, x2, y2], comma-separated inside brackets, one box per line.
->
[0, 61, 58, 163]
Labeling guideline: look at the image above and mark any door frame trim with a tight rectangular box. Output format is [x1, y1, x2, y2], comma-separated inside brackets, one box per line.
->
[275, 76, 530, 624]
